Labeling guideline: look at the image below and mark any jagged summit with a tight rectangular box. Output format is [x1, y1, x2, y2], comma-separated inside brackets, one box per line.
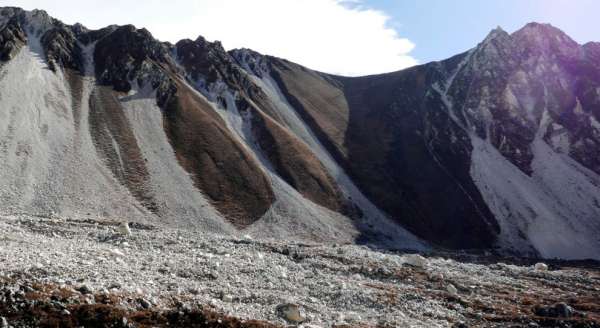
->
[514, 22, 567, 36]
[483, 25, 509, 40]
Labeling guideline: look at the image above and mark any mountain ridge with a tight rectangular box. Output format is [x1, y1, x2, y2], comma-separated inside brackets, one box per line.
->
[1, 6, 600, 259]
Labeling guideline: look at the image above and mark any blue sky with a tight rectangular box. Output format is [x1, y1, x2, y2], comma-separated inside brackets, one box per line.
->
[4, 0, 599, 76]
[366, 0, 599, 63]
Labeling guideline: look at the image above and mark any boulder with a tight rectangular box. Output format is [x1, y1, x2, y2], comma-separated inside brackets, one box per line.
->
[404, 254, 428, 268]
[534, 263, 548, 271]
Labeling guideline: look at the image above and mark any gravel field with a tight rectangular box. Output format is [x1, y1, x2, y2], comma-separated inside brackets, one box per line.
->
[1, 214, 599, 327]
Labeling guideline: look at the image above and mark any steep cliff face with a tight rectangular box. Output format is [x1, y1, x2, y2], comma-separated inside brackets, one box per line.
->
[1, 7, 599, 258]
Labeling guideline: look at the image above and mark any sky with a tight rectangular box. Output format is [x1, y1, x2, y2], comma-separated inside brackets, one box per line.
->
[3, 0, 599, 76]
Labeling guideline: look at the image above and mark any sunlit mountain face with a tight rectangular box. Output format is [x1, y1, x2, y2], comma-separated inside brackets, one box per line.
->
[1, 7, 600, 260]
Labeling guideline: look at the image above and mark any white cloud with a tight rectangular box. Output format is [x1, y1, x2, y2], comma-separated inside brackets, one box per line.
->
[4, 0, 417, 76]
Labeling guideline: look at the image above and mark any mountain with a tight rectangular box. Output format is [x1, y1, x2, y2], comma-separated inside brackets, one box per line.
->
[0, 7, 599, 259]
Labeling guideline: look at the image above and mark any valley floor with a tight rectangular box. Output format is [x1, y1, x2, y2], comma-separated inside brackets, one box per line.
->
[0, 214, 599, 327]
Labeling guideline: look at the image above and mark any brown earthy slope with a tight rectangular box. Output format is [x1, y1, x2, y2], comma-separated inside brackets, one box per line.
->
[161, 78, 275, 228]
[90, 25, 277, 228]
[269, 59, 351, 162]
[175, 37, 347, 217]
[88, 85, 158, 213]
[240, 97, 345, 213]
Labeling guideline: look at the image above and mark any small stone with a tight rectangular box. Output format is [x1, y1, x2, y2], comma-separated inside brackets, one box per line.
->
[119, 222, 131, 236]
[62, 309, 71, 316]
[534, 263, 548, 271]
[277, 303, 304, 323]
[1, 317, 8, 328]
[447, 284, 458, 295]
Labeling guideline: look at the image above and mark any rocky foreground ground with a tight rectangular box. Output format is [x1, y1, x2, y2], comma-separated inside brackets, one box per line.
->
[0, 214, 599, 327]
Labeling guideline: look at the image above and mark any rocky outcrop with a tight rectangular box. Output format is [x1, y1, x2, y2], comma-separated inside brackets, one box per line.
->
[93, 25, 173, 93]
[41, 26, 82, 72]
[0, 17, 26, 62]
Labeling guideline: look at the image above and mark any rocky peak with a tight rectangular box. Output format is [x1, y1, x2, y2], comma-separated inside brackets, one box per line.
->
[0, 7, 23, 22]
[512, 22, 581, 60]
[513, 22, 569, 39]
[482, 26, 508, 43]
[194, 35, 225, 52]
[467, 26, 516, 76]
[0, 8, 55, 38]
[0, 15, 26, 62]
[71, 22, 88, 34]
[175, 36, 233, 83]
[41, 26, 82, 72]
[175, 36, 265, 99]
[94, 24, 172, 92]
[77, 25, 118, 45]
[229, 48, 271, 78]
[583, 42, 600, 64]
